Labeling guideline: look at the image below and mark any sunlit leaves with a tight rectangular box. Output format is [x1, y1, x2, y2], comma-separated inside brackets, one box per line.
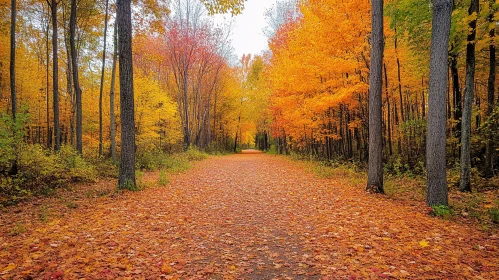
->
[201, 0, 245, 15]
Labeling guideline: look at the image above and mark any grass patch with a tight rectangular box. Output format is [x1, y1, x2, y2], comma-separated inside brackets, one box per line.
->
[38, 206, 50, 222]
[10, 222, 27, 236]
[158, 169, 169, 186]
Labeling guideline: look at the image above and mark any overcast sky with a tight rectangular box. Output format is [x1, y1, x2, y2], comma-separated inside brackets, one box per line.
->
[213, 0, 276, 60]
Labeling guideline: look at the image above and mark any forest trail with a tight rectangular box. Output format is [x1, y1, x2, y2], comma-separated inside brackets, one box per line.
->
[1, 151, 498, 279]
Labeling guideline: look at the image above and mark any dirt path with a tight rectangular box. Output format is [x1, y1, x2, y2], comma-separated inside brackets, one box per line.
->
[1, 150, 498, 279]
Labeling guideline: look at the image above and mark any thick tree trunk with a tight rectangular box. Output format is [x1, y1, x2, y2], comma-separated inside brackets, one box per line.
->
[426, 0, 452, 206]
[367, 0, 384, 194]
[70, 0, 82, 154]
[49, 0, 60, 151]
[484, 0, 496, 177]
[459, 0, 479, 192]
[117, 0, 136, 189]
[99, 0, 109, 157]
[110, 22, 117, 162]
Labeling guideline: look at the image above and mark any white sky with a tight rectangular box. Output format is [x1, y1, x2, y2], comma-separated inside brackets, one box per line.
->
[212, 0, 276, 60]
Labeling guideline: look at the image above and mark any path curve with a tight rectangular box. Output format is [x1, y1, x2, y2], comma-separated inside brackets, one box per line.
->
[1, 152, 498, 279]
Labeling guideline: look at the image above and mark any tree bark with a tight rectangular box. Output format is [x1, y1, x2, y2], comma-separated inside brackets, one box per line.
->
[9, 0, 18, 175]
[450, 53, 461, 138]
[117, 0, 136, 189]
[110, 22, 118, 162]
[45, 10, 51, 149]
[367, 0, 384, 193]
[99, 0, 110, 157]
[484, 0, 496, 177]
[459, 0, 479, 192]
[384, 63, 393, 156]
[10, 0, 16, 121]
[426, 0, 452, 206]
[70, 0, 82, 154]
[48, 0, 60, 151]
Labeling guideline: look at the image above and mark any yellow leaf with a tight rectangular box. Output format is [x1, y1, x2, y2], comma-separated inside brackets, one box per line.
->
[2, 263, 16, 273]
[419, 240, 429, 248]
[230, 264, 236, 270]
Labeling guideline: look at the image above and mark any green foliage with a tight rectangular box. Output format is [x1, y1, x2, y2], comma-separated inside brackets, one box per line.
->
[158, 169, 169, 186]
[66, 201, 79, 209]
[431, 205, 453, 219]
[10, 222, 26, 236]
[58, 146, 98, 182]
[38, 205, 51, 222]
[119, 179, 141, 192]
[489, 208, 499, 224]
[136, 147, 208, 172]
[135, 170, 147, 190]
[184, 147, 209, 161]
[1, 144, 98, 206]
[0, 112, 27, 174]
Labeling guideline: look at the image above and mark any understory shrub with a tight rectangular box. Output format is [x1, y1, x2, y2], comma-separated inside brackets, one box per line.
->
[135, 146, 208, 172]
[1, 144, 97, 205]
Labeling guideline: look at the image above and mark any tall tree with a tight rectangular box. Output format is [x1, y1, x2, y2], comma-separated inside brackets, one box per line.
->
[109, 22, 117, 162]
[426, 0, 452, 206]
[48, 0, 61, 151]
[10, 0, 16, 121]
[117, 0, 136, 189]
[367, 0, 384, 193]
[9, 0, 18, 176]
[484, 0, 496, 177]
[70, 0, 82, 154]
[459, 0, 479, 192]
[99, 0, 110, 157]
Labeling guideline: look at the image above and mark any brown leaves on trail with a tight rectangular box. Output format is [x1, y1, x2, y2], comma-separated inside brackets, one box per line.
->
[1, 151, 498, 279]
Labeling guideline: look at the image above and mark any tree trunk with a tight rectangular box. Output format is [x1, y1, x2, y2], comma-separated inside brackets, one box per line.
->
[117, 0, 136, 189]
[450, 54, 461, 138]
[484, 0, 496, 177]
[69, 0, 82, 154]
[49, 0, 60, 151]
[110, 22, 118, 162]
[10, 0, 16, 121]
[384, 63, 393, 156]
[45, 11, 51, 149]
[459, 0, 479, 192]
[367, 0, 384, 194]
[9, 0, 18, 175]
[99, 0, 110, 157]
[426, 0, 452, 206]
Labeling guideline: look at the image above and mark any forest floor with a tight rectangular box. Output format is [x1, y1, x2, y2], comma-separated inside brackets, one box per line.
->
[1, 150, 498, 279]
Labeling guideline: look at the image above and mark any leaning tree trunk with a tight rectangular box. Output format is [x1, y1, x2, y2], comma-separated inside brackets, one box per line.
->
[459, 0, 479, 192]
[426, 0, 452, 206]
[109, 22, 117, 162]
[367, 0, 384, 194]
[117, 0, 136, 189]
[49, 0, 60, 151]
[484, 0, 496, 177]
[99, 0, 110, 157]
